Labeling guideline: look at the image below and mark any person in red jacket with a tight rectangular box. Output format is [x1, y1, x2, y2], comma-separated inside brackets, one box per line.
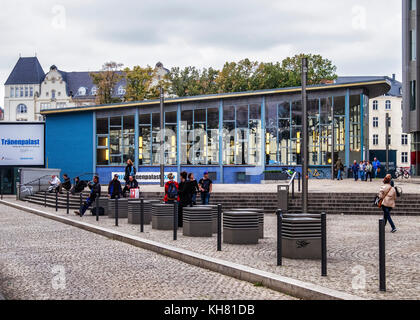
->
[164, 173, 179, 203]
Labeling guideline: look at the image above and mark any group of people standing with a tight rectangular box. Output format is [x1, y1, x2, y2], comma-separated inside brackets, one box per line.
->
[335, 157, 382, 182]
[164, 171, 213, 227]
[351, 157, 381, 182]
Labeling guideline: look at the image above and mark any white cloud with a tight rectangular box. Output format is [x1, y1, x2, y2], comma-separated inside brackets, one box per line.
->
[0, 0, 402, 106]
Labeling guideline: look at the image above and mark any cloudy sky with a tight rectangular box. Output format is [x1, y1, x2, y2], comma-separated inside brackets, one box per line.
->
[0, 0, 402, 105]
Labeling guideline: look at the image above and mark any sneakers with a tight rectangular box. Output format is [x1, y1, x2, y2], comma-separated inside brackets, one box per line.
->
[391, 229, 397, 233]
[74, 211, 80, 216]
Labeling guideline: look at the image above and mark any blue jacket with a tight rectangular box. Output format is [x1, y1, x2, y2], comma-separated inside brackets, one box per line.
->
[373, 160, 381, 169]
[352, 163, 360, 173]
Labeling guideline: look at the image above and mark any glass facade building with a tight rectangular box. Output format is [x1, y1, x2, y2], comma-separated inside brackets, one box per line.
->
[43, 80, 390, 184]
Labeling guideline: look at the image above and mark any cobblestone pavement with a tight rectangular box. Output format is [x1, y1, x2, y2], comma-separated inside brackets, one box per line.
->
[0, 204, 294, 300]
[136, 179, 420, 194]
[5, 199, 420, 300]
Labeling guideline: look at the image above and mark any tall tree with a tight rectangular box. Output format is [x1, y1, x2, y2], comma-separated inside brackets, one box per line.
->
[124, 65, 158, 101]
[169, 66, 219, 97]
[280, 54, 337, 87]
[90, 62, 124, 105]
[216, 59, 259, 93]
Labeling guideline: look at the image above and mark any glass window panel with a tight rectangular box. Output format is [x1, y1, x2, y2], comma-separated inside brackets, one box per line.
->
[278, 102, 290, 119]
[97, 118, 108, 134]
[223, 106, 235, 121]
[139, 126, 151, 165]
[123, 115, 135, 133]
[139, 113, 151, 125]
[308, 99, 319, 116]
[207, 129, 219, 165]
[152, 113, 161, 131]
[97, 149, 108, 166]
[97, 136, 108, 147]
[249, 104, 261, 120]
[292, 100, 302, 126]
[110, 117, 121, 127]
[266, 127, 278, 165]
[236, 105, 248, 128]
[333, 96, 345, 115]
[165, 111, 177, 124]
[207, 108, 219, 129]
[181, 110, 193, 130]
[165, 124, 177, 165]
[265, 104, 277, 128]
[223, 122, 235, 165]
[194, 109, 206, 122]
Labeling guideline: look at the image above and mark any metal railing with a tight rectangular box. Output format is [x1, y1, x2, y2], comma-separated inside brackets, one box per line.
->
[16, 174, 53, 200]
[287, 171, 301, 199]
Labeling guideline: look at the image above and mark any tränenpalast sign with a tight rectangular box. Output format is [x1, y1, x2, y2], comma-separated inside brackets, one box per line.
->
[112, 172, 178, 184]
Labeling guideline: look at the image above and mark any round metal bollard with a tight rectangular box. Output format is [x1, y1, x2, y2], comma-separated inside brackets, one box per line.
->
[223, 211, 259, 245]
[230, 208, 264, 239]
[152, 203, 175, 230]
[108, 198, 128, 219]
[183, 207, 213, 237]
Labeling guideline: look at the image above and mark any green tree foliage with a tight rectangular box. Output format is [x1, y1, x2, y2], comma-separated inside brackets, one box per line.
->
[280, 54, 338, 87]
[124, 65, 159, 101]
[169, 66, 219, 97]
[90, 62, 124, 105]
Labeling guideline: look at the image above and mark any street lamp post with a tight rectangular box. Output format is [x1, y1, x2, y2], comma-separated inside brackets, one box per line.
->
[301, 57, 309, 213]
[160, 85, 165, 187]
[385, 112, 390, 173]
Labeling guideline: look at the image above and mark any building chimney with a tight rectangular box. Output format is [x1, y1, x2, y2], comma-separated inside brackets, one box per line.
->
[392, 73, 396, 81]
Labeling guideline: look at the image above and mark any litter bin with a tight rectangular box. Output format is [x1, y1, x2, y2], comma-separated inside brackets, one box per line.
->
[277, 185, 289, 212]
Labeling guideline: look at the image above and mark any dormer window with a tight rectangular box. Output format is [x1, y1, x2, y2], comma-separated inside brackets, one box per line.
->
[118, 85, 126, 95]
[10, 87, 14, 98]
[78, 87, 87, 96]
[17, 104, 27, 114]
[52, 90, 56, 99]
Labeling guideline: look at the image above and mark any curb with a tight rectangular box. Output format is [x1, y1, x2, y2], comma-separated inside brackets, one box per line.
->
[0, 200, 365, 301]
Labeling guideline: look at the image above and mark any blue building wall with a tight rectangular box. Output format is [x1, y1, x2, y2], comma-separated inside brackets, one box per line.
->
[46, 112, 94, 181]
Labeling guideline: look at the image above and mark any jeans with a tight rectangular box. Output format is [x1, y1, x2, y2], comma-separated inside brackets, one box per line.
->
[337, 170, 342, 180]
[191, 193, 197, 205]
[366, 172, 373, 182]
[353, 171, 358, 181]
[374, 168, 379, 178]
[382, 206, 396, 230]
[80, 197, 94, 216]
[201, 192, 211, 205]
[359, 171, 365, 181]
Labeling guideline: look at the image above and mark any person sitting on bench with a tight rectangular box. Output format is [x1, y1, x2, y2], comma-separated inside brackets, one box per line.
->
[48, 175, 61, 193]
[71, 177, 87, 195]
[74, 176, 101, 217]
[122, 175, 139, 198]
[61, 174, 72, 192]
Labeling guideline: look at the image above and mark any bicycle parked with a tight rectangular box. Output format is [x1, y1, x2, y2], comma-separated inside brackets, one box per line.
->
[395, 167, 411, 180]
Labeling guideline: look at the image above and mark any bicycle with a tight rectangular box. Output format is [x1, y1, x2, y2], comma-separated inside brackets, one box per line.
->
[395, 167, 411, 180]
[307, 168, 326, 179]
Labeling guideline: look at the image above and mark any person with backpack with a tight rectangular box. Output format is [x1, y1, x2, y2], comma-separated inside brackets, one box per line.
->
[124, 159, 136, 185]
[199, 171, 213, 205]
[108, 174, 122, 199]
[365, 161, 373, 182]
[164, 173, 179, 204]
[75, 175, 101, 217]
[378, 174, 397, 233]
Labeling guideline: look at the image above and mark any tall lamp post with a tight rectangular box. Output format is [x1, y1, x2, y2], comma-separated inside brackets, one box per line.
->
[385, 112, 390, 173]
[157, 62, 169, 187]
[301, 57, 309, 213]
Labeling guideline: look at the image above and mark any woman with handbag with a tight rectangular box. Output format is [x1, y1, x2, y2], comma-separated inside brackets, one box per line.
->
[378, 174, 397, 233]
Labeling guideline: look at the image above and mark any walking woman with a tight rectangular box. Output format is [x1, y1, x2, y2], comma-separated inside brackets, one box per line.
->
[378, 174, 398, 233]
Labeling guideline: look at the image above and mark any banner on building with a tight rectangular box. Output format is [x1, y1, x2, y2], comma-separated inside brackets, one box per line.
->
[0, 123, 45, 166]
[112, 172, 178, 184]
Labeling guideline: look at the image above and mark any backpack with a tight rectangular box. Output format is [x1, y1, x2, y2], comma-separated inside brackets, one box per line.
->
[167, 182, 178, 200]
[395, 186, 402, 198]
